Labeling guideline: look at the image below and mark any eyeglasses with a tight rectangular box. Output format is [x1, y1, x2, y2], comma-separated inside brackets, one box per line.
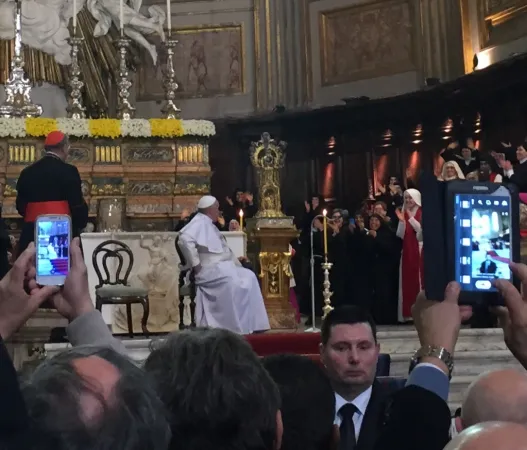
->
[332, 215, 342, 220]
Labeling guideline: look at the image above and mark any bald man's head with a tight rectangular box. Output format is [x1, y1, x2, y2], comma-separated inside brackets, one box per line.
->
[445, 422, 527, 450]
[461, 369, 527, 429]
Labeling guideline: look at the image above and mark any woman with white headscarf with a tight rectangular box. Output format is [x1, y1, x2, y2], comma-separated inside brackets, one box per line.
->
[395, 189, 424, 322]
[439, 161, 465, 181]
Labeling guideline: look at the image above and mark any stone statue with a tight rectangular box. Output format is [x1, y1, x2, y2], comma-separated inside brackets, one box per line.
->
[0, 0, 76, 65]
[87, 0, 166, 64]
[138, 234, 172, 293]
[0, 0, 165, 66]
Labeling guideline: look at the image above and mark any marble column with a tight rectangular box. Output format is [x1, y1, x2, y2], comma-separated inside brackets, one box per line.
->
[254, 0, 308, 111]
[419, 0, 465, 82]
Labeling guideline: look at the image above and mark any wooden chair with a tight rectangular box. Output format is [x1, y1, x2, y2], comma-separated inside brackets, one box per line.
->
[174, 236, 196, 329]
[92, 239, 149, 338]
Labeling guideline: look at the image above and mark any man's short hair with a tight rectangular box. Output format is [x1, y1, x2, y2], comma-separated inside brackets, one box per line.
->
[263, 354, 335, 450]
[321, 306, 377, 345]
[22, 346, 171, 450]
[144, 328, 281, 450]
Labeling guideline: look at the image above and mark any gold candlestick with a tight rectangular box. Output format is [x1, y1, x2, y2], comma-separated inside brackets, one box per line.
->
[161, 38, 181, 119]
[66, 36, 86, 119]
[321, 258, 334, 319]
[116, 37, 136, 120]
[0, 0, 42, 117]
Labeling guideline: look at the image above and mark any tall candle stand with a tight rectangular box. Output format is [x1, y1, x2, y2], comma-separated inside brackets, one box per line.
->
[66, 36, 86, 119]
[321, 258, 334, 319]
[116, 37, 136, 120]
[161, 37, 181, 119]
[0, 0, 42, 117]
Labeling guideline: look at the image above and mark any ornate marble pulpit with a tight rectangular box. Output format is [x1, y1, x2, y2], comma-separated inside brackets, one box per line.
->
[81, 231, 247, 332]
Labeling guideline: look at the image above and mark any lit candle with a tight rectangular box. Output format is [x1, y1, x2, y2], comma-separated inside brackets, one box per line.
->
[323, 209, 328, 256]
[166, 0, 171, 36]
[239, 209, 244, 230]
[120, 0, 124, 35]
[73, 0, 77, 33]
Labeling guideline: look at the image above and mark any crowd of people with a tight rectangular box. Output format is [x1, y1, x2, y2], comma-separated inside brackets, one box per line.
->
[289, 137, 527, 327]
[3, 234, 527, 450]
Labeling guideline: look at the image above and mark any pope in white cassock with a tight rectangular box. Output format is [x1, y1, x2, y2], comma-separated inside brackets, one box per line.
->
[178, 195, 270, 334]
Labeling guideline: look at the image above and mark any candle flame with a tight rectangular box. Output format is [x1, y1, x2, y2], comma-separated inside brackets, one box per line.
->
[239, 209, 244, 217]
[323, 209, 327, 216]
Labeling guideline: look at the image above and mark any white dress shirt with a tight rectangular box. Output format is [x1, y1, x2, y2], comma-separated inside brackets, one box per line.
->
[334, 386, 372, 442]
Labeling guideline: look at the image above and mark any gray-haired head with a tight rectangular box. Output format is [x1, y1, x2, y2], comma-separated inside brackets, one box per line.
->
[444, 421, 527, 450]
[22, 345, 171, 450]
[144, 328, 281, 450]
[461, 369, 527, 429]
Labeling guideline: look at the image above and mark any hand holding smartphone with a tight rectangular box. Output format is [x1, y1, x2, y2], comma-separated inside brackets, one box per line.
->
[35, 214, 71, 286]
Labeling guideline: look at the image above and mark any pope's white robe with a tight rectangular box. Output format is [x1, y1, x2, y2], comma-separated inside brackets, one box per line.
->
[179, 213, 270, 334]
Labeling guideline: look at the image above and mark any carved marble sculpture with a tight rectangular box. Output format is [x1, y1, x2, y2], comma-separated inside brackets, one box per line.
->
[87, 0, 166, 64]
[0, 0, 76, 65]
[0, 0, 166, 66]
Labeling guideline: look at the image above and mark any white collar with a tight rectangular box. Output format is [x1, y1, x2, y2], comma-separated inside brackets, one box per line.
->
[520, 158, 527, 165]
[335, 386, 373, 417]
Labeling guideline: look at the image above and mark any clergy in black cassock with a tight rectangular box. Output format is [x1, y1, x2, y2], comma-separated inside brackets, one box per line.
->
[366, 214, 401, 325]
[327, 209, 354, 308]
[15, 131, 88, 256]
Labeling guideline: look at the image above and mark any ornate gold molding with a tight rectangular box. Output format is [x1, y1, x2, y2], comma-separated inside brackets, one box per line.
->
[259, 251, 292, 297]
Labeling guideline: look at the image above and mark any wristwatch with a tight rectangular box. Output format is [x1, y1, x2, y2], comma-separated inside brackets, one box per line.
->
[408, 345, 454, 379]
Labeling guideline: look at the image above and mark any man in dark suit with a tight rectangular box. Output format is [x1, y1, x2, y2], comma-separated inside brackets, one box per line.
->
[480, 254, 497, 274]
[320, 306, 400, 450]
[500, 139, 527, 192]
[15, 131, 88, 256]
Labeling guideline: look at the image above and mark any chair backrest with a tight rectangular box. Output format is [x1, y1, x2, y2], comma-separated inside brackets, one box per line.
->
[174, 235, 187, 267]
[92, 239, 134, 289]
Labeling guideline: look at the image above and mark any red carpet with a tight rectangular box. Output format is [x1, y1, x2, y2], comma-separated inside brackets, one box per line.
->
[245, 332, 321, 363]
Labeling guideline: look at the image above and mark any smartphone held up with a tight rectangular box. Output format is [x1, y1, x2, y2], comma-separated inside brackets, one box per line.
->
[35, 214, 71, 286]
[422, 174, 520, 306]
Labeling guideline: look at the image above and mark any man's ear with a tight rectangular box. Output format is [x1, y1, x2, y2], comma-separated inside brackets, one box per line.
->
[273, 410, 283, 450]
[455, 416, 463, 433]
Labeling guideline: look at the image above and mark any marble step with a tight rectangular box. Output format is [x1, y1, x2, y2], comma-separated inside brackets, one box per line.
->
[379, 328, 507, 355]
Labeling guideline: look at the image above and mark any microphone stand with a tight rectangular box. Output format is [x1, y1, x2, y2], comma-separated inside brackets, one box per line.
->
[305, 214, 325, 333]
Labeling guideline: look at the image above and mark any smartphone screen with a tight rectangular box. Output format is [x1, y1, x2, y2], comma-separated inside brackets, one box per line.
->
[454, 187, 512, 292]
[35, 215, 71, 286]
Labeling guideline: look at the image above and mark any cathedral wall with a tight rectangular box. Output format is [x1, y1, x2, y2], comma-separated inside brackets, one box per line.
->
[461, 0, 527, 72]
[134, 0, 465, 119]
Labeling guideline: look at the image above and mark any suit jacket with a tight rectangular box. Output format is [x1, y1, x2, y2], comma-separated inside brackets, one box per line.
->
[505, 161, 527, 193]
[0, 336, 30, 448]
[373, 385, 451, 450]
[16, 154, 89, 254]
[356, 380, 400, 450]
[480, 260, 497, 274]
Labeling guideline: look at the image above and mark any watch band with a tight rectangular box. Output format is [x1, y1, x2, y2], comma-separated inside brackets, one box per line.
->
[408, 345, 454, 379]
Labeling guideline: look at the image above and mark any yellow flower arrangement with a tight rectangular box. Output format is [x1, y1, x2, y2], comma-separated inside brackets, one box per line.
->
[0, 118, 214, 139]
[26, 118, 57, 137]
[88, 119, 121, 138]
[149, 119, 184, 138]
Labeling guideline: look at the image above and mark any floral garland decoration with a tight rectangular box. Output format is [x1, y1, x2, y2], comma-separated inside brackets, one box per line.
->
[0, 118, 216, 138]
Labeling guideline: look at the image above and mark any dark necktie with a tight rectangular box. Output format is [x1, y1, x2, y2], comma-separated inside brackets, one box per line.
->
[339, 403, 358, 450]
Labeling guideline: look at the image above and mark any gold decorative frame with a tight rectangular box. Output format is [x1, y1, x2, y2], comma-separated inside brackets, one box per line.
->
[461, 0, 527, 72]
[137, 23, 246, 101]
[317, 0, 416, 86]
